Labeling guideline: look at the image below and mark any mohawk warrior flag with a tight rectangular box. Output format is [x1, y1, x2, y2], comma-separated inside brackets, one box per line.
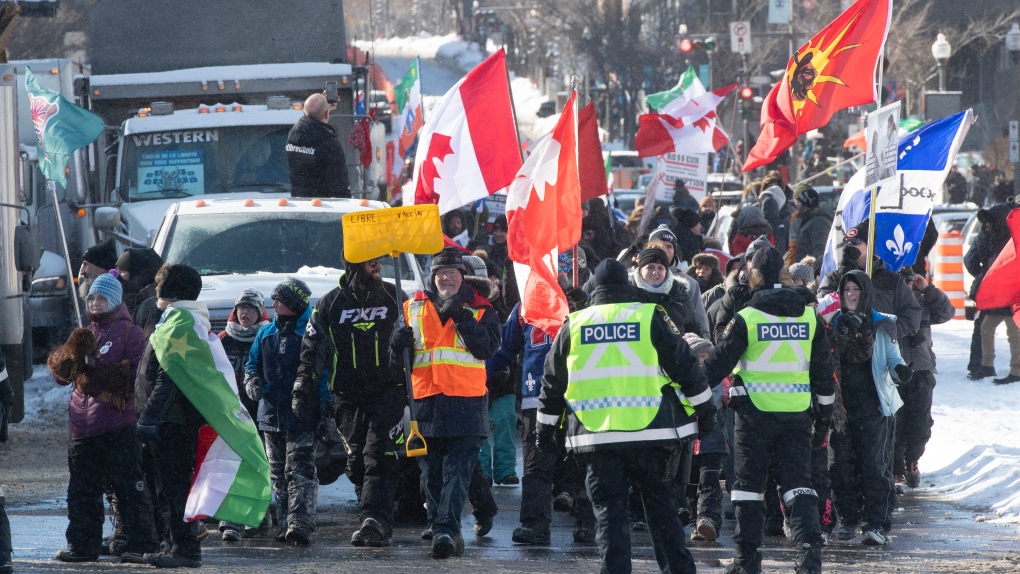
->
[394, 57, 424, 161]
[411, 49, 522, 214]
[743, 0, 892, 171]
[149, 302, 271, 527]
[507, 91, 582, 336]
[25, 68, 106, 185]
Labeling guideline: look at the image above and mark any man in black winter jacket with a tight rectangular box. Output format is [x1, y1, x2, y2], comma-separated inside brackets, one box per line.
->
[286, 93, 350, 198]
[293, 258, 405, 546]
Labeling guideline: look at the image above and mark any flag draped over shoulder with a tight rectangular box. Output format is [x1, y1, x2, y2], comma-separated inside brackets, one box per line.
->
[411, 49, 522, 214]
[507, 92, 582, 336]
[149, 304, 271, 527]
[744, 0, 891, 171]
[24, 68, 105, 185]
[820, 110, 974, 276]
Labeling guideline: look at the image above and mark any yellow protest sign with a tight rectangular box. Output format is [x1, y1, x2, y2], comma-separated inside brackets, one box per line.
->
[342, 204, 444, 263]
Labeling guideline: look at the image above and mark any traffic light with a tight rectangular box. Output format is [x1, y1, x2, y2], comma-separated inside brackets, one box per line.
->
[679, 37, 716, 53]
[740, 86, 754, 120]
[679, 38, 693, 53]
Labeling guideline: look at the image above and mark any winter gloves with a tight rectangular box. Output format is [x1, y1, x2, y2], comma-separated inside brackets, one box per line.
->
[291, 376, 318, 422]
[695, 403, 718, 441]
[438, 297, 473, 324]
[894, 363, 914, 385]
[244, 374, 268, 402]
[136, 412, 159, 443]
[811, 397, 833, 450]
[536, 417, 562, 455]
[390, 326, 414, 352]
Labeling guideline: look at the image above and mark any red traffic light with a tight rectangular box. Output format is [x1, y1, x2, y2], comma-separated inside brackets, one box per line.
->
[740, 86, 754, 99]
[679, 39, 693, 52]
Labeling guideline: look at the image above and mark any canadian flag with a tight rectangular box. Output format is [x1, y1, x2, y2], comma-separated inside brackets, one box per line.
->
[411, 49, 522, 214]
[633, 83, 736, 158]
[506, 91, 582, 336]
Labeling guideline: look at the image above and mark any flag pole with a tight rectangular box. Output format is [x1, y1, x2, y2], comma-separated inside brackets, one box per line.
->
[503, 48, 525, 164]
[795, 152, 865, 187]
[867, 184, 878, 277]
[49, 180, 83, 328]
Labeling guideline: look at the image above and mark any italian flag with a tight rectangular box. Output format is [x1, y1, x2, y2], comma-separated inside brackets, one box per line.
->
[149, 303, 271, 527]
[644, 66, 706, 115]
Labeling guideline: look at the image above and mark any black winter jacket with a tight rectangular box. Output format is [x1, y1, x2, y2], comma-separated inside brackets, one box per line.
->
[286, 115, 350, 198]
[794, 206, 834, 261]
[900, 282, 955, 372]
[297, 267, 405, 403]
[135, 342, 203, 427]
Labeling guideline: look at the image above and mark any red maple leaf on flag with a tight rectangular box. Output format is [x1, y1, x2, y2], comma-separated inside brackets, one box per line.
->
[415, 134, 454, 205]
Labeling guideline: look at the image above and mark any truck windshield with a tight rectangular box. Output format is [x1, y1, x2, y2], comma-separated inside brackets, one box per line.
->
[121, 125, 292, 201]
[162, 213, 416, 280]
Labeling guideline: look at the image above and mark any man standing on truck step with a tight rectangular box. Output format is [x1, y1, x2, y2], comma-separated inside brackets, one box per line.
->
[287, 93, 351, 198]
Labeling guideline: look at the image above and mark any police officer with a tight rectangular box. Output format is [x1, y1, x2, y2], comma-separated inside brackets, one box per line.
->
[538, 259, 716, 574]
[703, 247, 834, 574]
[286, 92, 350, 198]
[293, 258, 405, 547]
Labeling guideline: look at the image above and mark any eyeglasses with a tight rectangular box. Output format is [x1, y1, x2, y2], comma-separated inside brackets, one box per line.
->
[366, 259, 381, 268]
[435, 269, 461, 279]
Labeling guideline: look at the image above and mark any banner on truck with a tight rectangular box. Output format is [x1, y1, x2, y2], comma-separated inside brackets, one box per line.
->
[138, 150, 205, 195]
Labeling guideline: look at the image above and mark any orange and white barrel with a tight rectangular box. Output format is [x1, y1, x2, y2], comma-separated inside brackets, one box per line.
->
[932, 230, 966, 319]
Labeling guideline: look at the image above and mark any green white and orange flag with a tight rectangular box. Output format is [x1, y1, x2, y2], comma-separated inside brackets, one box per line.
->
[149, 301, 271, 527]
[395, 57, 424, 160]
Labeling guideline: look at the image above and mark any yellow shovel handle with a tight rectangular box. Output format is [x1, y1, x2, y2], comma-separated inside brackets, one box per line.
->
[405, 420, 428, 457]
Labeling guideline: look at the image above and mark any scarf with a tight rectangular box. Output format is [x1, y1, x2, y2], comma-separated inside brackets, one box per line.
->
[225, 319, 269, 343]
[633, 269, 675, 295]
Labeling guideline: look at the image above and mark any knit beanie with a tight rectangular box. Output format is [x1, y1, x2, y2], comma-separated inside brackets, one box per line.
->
[788, 262, 815, 285]
[845, 220, 869, 244]
[88, 271, 123, 307]
[271, 278, 312, 316]
[637, 248, 670, 270]
[430, 247, 467, 274]
[751, 246, 785, 287]
[593, 259, 629, 288]
[158, 264, 203, 301]
[794, 184, 820, 209]
[234, 288, 266, 316]
[116, 248, 164, 285]
[683, 333, 713, 357]
[491, 214, 508, 232]
[83, 238, 119, 271]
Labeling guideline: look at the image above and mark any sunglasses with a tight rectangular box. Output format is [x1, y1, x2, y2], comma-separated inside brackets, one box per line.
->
[847, 238, 864, 246]
[559, 263, 572, 274]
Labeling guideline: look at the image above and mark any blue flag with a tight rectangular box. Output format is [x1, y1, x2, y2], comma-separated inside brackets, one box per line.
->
[821, 110, 974, 275]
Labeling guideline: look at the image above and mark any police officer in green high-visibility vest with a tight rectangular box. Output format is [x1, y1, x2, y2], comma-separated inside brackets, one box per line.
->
[538, 259, 716, 574]
[703, 247, 834, 574]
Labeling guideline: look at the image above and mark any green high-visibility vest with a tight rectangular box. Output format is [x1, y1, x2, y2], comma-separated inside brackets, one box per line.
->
[732, 306, 816, 412]
[566, 302, 692, 434]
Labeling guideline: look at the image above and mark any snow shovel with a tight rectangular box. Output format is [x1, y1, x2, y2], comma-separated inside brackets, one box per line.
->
[342, 204, 444, 457]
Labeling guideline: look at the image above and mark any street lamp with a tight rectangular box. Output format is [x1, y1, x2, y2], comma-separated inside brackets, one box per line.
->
[931, 33, 952, 92]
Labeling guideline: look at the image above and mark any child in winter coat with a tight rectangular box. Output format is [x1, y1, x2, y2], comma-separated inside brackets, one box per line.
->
[47, 271, 159, 563]
[829, 270, 913, 547]
[244, 278, 329, 545]
[217, 288, 270, 542]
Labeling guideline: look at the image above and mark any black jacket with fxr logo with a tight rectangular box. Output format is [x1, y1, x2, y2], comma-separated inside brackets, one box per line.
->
[297, 268, 405, 402]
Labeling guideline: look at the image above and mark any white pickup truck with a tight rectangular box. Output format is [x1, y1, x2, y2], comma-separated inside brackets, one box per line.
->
[150, 197, 425, 332]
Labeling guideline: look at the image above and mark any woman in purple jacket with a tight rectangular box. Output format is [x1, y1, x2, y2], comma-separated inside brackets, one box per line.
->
[47, 271, 159, 564]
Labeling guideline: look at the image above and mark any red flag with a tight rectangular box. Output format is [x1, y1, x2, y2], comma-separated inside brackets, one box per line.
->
[578, 103, 607, 203]
[412, 49, 522, 213]
[506, 92, 582, 336]
[744, 0, 891, 171]
[976, 210, 1020, 311]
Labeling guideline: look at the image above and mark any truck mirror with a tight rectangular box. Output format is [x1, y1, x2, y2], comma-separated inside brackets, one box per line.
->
[13, 225, 39, 273]
[94, 206, 121, 230]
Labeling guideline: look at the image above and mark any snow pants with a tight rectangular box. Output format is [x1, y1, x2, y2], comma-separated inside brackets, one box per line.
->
[831, 407, 895, 532]
[894, 370, 935, 477]
[265, 430, 318, 533]
[520, 409, 556, 527]
[478, 393, 517, 482]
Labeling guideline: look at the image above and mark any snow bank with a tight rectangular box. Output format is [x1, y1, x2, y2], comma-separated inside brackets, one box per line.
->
[923, 321, 1020, 523]
[510, 76, 559, 144]
[355, 33, 486, 74]
[21, 364, 70, 428]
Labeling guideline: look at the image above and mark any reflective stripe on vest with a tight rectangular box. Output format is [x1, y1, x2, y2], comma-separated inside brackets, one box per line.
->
[564, 422, 698, 450]
[732, 306, 815, 413]
[565, 302, 693, 434]
[404, 297, 487, 399]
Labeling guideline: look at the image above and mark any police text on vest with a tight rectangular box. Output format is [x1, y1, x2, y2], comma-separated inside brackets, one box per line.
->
[581, 323, 640, 344]
[757, 323, 809, 341]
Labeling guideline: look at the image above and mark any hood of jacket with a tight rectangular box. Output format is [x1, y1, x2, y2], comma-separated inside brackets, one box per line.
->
[736, 205, 768, 230]
[746, 286, 806, 318]
[838, 270, 875, 314]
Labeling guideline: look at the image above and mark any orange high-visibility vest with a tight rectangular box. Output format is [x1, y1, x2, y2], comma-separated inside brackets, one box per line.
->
[404, 294, 487, 399]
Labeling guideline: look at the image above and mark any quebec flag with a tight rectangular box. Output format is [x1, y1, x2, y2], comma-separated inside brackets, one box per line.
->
[821, 109, 974, 276]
